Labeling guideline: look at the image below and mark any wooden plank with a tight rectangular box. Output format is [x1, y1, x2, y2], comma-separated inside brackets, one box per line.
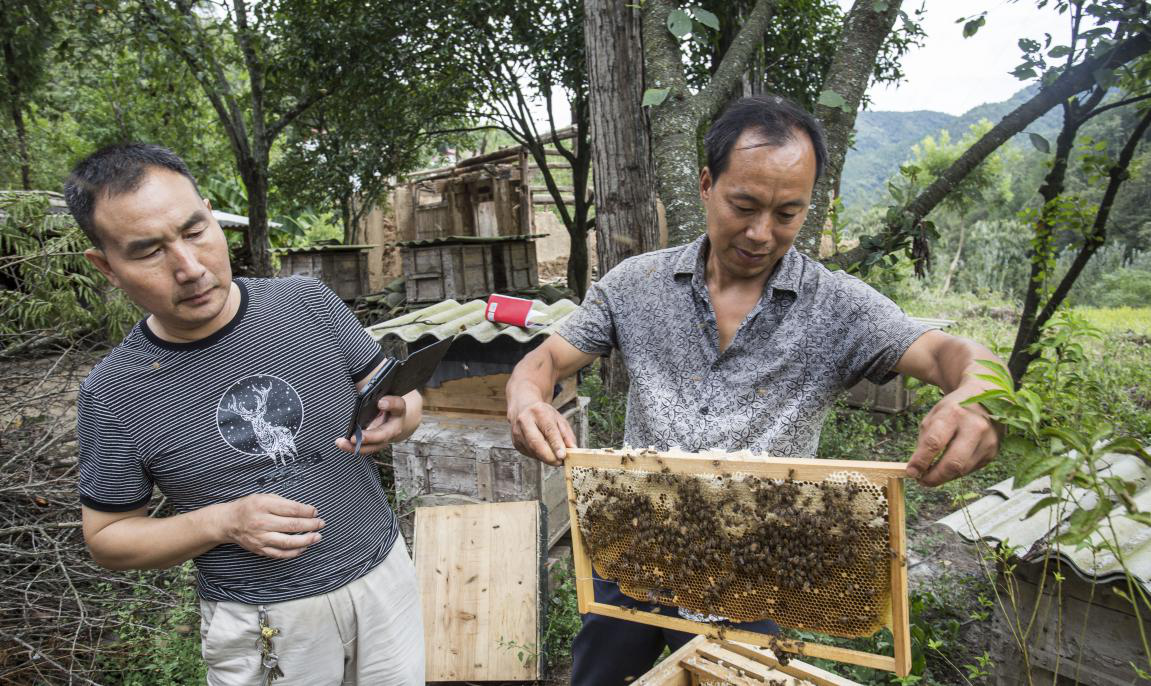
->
[565, 448, 908, 485]
[715, 641, 862, 686]
[583, 601, 896, 673]
[566, 461, 595, 616]
[680, 655, 760, 686]
[422, 373, 576, 417]
[416, 501, 543, 682]
[888, 477, 911, 677]
[634, 635, 706, 686]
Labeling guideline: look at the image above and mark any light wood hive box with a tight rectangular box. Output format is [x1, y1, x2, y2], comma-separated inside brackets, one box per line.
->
[565, 448, 911, 677]
[394, 397, 588, 548]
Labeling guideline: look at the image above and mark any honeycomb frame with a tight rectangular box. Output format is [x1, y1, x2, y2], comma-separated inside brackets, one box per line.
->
[564, 448, 911, 677]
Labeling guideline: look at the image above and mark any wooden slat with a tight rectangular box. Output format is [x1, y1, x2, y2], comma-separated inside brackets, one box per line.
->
[634, 635, 707, 686]
[565, 448, 908, 485]
[888, 477, 911, 676]
[416, 501, 543, 681]
[680, 655, 760, 686]
[422, 373, 576, 417]
[566, 463, 595, 615]
[584, 601, 896, 672]
[715, 641, 862, 686]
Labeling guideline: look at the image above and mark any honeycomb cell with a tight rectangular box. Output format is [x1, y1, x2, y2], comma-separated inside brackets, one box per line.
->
[571, 466, 892, 637]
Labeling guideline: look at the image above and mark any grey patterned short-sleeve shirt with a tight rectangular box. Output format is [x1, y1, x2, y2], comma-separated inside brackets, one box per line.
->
[558, 235, 931, 457]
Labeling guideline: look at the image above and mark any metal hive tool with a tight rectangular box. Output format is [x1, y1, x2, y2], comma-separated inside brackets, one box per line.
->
[564, 448, 912, 677]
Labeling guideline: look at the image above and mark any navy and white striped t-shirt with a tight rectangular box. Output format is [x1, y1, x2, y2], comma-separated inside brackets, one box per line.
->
[76, 277, 396, 604]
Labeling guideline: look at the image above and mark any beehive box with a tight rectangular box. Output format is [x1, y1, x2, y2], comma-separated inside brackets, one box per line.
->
[394, 397, 588, 548]
[421, 372, 576, 418]
[636, 635, 860, 686]
[275, 247, 370, 300]
[402, 243, 495, 303]
[845, 375, 910, 414]
[491, 239, 538, 291]
[565, 448, 911, 676]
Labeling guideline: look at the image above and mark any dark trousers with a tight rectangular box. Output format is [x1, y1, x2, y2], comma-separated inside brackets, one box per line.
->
[570, 573, 779, 686]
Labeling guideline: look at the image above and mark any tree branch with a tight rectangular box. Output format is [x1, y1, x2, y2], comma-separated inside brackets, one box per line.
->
[1030, 106, 1151, 338]
[697, 0, 776, 121]
[828, 31, 1151, 270]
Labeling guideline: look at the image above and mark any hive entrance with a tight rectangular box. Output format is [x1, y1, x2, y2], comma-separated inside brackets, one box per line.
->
[564, 449, 912, 677]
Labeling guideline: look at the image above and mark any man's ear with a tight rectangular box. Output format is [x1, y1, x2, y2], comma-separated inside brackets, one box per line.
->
[699, 167, 713, 202]
[203, 196, 213, 210]
[84, 248, 121, 289]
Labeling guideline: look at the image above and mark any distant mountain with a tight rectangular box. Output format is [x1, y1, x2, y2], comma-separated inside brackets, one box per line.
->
[839, 84, 1062, 209]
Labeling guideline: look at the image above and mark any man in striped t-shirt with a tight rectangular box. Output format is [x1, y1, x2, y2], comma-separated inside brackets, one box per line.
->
[66, 144, 425, 685]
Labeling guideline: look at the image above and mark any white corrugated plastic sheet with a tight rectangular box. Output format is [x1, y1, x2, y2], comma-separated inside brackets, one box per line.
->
[365, 298, 578, 344]
[936, 451, 1151, 591]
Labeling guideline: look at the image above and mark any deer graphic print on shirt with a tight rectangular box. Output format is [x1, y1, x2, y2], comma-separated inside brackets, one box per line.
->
[217, 376, 302, 466]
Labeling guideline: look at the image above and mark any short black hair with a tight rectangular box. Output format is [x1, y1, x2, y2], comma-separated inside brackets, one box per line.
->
[64, 143, 200, 247]
[704, 95, 827, 186]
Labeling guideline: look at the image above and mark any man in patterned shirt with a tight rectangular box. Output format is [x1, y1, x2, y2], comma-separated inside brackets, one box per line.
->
[68, 144, 425, 684]
[506, 95, 1004, 685]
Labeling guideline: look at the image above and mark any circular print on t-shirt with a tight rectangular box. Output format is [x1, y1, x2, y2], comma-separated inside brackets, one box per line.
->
[216, 374, 304, 464]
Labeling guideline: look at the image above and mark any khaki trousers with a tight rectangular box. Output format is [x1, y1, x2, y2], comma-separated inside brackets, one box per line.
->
[199, 539, 424, 686]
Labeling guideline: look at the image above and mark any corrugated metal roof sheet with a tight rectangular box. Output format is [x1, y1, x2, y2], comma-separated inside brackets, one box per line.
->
[936, 451, 1151, 592]
[396, 234, 546, 247]
[365, 298, 578, 343]
[272, 244, 374, 254]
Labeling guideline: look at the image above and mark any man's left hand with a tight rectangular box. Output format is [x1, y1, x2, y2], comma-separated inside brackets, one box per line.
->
[906, 386, 1001, 486]
[335, 393, 419, 455]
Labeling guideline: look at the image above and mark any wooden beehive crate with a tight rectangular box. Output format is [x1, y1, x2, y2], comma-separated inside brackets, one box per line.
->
[845, 375, 910, 414]
[491, 237, 538, 291]
[637, 635, 861, 686]
[394, 397, 588, 548]
[564, 448, 911, 677]
[276, 249, 369, 301]
[415, 500, 546, 682]
[402, 243, 495, 303]
[421, 372, 576, 418]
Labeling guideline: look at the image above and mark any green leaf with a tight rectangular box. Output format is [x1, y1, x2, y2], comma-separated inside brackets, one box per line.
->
[817, 89, 847, 110]
[1012, 64, 1038, 80]
[873, 0, 890, 11]
[1048, 45, 1071, 58]
[1024, 496, 1061, 520]
[667, 9, 692, 37]
[962, 16, 986, 38]
[690, 7, 719, 31]
[642, 87, 670, 107]
[1029, 133, 1051, 154]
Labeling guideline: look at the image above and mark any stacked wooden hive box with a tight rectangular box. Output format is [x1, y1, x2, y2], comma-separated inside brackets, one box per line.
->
[393, 160, 541, 304]
[367, 299, 586, 548]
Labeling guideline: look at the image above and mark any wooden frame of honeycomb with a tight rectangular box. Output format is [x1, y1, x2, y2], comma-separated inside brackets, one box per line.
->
[564, 448, 911, 677]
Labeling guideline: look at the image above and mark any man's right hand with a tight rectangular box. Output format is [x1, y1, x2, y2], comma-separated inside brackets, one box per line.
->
[510, 401, 578, 466]
[216, 493, 325, 560]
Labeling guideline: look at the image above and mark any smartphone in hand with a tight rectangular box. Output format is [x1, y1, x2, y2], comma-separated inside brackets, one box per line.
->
[345, 337, 453, 439]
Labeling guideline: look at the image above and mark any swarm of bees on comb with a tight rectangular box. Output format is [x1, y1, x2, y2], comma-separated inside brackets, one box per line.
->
[571, 458, 894, 638]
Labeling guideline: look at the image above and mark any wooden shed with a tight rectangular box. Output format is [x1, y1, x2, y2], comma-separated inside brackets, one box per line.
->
[273, 244, 373, 301]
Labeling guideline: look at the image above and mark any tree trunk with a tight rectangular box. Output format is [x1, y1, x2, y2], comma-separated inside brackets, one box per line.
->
[938, 222, 964, 297]
[827, 32, 1151, 271]
[585, 0, 661, 271]
[798, 0, 903, 257]
[240, 164, 273, 277]
[585, 0, 660, 394]
[2, 37, 30, 190]
[642, 0, 775, 246]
